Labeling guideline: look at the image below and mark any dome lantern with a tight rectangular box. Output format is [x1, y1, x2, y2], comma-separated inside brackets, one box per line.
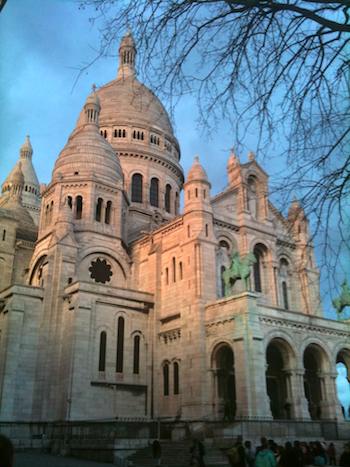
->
[83, 85, 101, 126]
[20, 135, 33, 159]
[117, 31, 137, 79]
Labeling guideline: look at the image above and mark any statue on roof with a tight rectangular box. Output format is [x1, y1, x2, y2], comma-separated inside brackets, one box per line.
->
[222, 250, 256, 296]
[333, 280, 350, 319]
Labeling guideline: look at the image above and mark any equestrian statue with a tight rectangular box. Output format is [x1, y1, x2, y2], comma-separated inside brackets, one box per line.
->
[222, 250, 256, 297]
[333, 280, 350, 319]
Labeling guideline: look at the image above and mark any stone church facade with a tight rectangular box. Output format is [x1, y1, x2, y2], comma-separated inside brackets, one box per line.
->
[0, 32, 349, 425]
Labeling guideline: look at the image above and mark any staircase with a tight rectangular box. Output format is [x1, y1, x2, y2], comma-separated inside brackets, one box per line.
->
[127, 440, 230, 467]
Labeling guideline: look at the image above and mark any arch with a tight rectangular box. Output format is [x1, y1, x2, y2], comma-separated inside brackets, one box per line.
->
[98, 331, 107, 372]
[133, 334, 140, 374]
[150, 177, 159, 207]
[105, 200, 112, 224]
[131, 173, 143, 203]
[303, 343, 330, 419]
[211, 343, 236, 420]
[95, 197, 103, 222]
[116, 316, 125, 373]
[265, 337, 296, 419]
[67, 196, 73, 209]
[165, 184, 172, 213]
[253, 243, 268, 293]
[29, 255, 48, 286]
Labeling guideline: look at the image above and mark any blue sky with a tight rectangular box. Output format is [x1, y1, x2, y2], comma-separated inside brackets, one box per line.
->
[0, 0, 349, 413]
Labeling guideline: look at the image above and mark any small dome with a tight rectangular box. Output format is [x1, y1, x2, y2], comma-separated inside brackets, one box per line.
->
[187, 156, 209, 182]
[120, 30, 135, 48]
[10, 162, 25, 186]
[53, 92, 123, 184]
[85, 87, 100, 108]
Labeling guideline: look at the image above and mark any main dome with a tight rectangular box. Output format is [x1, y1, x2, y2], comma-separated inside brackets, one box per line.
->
[96, 77, 173, 136]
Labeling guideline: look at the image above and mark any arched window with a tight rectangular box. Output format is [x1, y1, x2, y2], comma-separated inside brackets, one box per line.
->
[49, 201, 54, 223]
[103, 130, 107, 139]
[2, 230, 6, 241]
[150, 178, 159, 207]
[205, 224, 209, 237]
[165, 184, 171, 213]
[282, 281, 289, 310]
[75, 196, 83, 219]
[133, 335, 140, 374]
[105, 201, 112, 224]
[163, 363, 169, 396]
[131, 173, 143, 203]
[98, 331, 107, 372]
[253, 244, 267, 292]
[195, 188, 198, 198]
[95, 198, 103, 222]
[173, 362, 180, 395]
[165, 267, 169, 285]
[67, 196, 73, 209]
[116, 317, 124, 373]
[179, 262, 183, 280]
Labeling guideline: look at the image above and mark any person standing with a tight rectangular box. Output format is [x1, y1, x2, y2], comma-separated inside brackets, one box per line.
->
[152, 439, 162, 466]
[255, 437, 277, 467]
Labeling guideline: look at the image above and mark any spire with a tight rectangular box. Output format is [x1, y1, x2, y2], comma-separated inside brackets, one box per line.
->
[227, 147, 239, 168]
[20, 135, 33, 159]
[117, 31, 136, 79]
[83, 85, 101, 126]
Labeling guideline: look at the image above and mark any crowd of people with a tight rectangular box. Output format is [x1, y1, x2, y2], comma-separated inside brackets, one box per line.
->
[226, 436, 350, 467]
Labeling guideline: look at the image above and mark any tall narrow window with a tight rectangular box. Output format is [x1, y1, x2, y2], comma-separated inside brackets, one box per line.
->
[165, 184, 171, 213]
[163, 363, 169, 396]
[98, 331, 107, 372]
[75, 196, 83, 219]
[95, 198, 103, 222]
[205, 224, 209, 237]
[175, 192, 179, 215]
[150, 178, 159, 207]
[172, 257, 176, 282]
[116, 317, 124, 373]
[179, 262, 183, 280]
[2, 230, 6, 241]
[173, 362, 179, 395]
[133, 335, 140, 374]
[253, 244, 267, 293]
[105, 201, 112, 224]
[131, 173, 143, 203]
[221, 265, 226, 297]
[282, 281, 289, 310]
[67, 196, 73, 209]
[49, 201, 54, 223]
[253, 252, 262, 292]
[165, 267, 169, 285]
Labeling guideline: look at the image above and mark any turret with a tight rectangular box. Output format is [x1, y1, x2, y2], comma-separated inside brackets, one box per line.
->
[1, 135, 41, 224]
[184, 156, 212, 215]
[227, 149, 241, 187]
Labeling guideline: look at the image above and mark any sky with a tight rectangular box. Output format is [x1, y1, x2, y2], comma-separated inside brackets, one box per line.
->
[0, 1, 349, 403]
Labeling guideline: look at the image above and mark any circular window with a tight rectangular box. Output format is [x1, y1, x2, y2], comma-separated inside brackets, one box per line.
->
[89, 258, 113, 284]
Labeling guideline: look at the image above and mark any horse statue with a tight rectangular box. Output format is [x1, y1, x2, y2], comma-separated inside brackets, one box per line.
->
[222, 250, 256, 296]
[333, 280, 350, 319]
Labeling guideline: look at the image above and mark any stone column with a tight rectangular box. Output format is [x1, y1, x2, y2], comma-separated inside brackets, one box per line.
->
[319, 371, 344, 420]
[289, 368, 310, 419]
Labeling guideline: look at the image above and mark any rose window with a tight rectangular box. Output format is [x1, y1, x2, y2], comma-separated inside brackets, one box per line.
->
[89, 258, 113, 284]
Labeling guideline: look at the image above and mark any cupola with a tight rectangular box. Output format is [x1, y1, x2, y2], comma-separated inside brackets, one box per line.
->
[117, 31, 136, 79]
